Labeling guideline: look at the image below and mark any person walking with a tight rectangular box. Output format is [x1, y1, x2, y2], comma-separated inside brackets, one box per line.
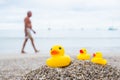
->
[21, 11, 39, 53]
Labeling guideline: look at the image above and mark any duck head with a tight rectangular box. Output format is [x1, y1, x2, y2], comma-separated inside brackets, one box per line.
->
[80, 48, 87, 54]
[50, 45, 65, 57]
[93, 51, 103, 58]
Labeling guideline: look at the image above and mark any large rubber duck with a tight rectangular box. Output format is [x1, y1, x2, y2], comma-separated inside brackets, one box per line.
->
[91, 51, 107, 65]
[77, 48, 90, 60]
[46, 45, 71, 68]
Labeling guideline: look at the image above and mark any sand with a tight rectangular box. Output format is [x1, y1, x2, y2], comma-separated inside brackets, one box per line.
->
[0, 54, 120, 80]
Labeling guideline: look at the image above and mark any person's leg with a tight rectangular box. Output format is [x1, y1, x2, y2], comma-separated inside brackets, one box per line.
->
[30, 37, 38, 53]
[21, 38, 28, 53]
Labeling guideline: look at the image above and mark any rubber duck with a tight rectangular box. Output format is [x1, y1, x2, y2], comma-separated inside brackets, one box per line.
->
[77, 48, 90, 60]
[46, 45, 71, 68]
[91, 51, 107, 65]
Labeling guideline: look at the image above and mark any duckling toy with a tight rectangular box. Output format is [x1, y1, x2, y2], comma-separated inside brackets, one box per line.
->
[91, 51, 107, 65]
[46, 45, 71, 68]
[77, 48, 90, 60]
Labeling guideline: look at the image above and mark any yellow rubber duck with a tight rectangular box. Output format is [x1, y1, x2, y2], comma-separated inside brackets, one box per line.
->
[77, 48, 90, 60]
[91, 51, 107, 65]
[46, 45, 71, 68]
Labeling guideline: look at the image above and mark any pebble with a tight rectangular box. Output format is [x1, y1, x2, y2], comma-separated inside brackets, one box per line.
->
[22, 59, 120, 80]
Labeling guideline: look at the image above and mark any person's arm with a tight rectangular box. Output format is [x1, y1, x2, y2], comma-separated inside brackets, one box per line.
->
[25, 17, 36, 34]
[31, 29, 36, 34]
[24, 18, 28, 36]
[25, 28, 27, 36]
[29, 22, 36, 34]
[27, 18, 36, 34]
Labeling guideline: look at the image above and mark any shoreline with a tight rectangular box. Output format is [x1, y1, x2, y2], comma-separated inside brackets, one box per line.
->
[0, 52, 120, 59]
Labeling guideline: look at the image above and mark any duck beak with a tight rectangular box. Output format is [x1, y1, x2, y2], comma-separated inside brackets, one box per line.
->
[80, 50, 83, 54]
[93, 53, 96, 57]
[51, 50, 59, 55]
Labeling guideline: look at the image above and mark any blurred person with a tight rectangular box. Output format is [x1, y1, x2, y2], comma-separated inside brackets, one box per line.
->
[21, 11, 39, 53]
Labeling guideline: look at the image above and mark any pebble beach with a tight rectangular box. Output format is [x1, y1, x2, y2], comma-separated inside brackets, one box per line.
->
[0, 54, 120, 80]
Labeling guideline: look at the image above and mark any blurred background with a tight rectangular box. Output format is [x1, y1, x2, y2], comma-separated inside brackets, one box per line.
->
[0, 0, 120, 55]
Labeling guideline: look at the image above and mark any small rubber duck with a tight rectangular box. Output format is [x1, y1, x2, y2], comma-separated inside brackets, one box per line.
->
[91, 51, 107, 65]
[46, 45, 71, 68]
[77, 48, 90, 60]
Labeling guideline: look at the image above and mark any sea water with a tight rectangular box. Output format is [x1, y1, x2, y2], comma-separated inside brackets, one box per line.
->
[0, 29, 120, 56]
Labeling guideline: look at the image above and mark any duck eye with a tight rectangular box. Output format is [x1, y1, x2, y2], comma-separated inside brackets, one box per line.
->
[51, 48, 52, 50]
[59, 47, 62, 50]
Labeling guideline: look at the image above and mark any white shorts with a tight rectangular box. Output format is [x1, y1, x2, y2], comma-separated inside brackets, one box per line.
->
[25, 28, 32, 39]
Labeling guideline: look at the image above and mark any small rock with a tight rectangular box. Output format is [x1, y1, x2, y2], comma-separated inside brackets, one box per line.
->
[22, 60, 120, 80]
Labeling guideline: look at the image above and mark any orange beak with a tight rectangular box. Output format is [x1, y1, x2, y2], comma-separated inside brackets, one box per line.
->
[93, 53, 96, 57]
[80, 50, 83, 54]
[51, 50, 59, 55]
